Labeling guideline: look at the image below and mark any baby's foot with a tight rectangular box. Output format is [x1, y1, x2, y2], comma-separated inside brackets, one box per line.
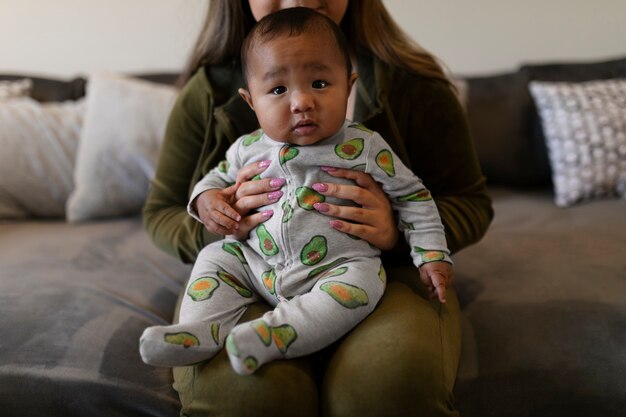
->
[225, 319, 298, 375]
[139, 321, 221, 367]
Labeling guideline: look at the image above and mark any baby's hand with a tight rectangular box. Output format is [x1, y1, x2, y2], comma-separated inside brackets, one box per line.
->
[418, 261, 454, 303]
[194, 185, 242, 236]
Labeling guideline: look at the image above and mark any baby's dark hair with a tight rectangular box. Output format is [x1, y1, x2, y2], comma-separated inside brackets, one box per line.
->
[241, 7, 352, 85]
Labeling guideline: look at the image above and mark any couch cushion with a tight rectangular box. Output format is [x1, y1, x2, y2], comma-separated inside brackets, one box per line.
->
[0, 75, 86, 102]
[0, 218, 191, 417]
[0, 73, 178, 103]
[465, 57, 626, 187]
[453, 187, 626, 417]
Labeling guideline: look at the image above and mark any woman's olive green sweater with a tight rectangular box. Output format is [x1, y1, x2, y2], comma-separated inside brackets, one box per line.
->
[143, 54, 493, 265]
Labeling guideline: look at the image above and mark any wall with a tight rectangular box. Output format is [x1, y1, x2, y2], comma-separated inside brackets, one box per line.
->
[1, 0, 625, 78]
[0, 0, 207, 78]
[385, 0, 626, 75]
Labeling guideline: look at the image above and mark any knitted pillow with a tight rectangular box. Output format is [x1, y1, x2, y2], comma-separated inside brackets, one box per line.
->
[530, 79, 626, 207]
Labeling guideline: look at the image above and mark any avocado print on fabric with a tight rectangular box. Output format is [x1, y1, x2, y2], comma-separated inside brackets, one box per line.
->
[319, 266, 348, 279]
[296, 186, 325, 210]
[217, 270, 253, 298]
[167, 324, 220, 348]
[282, 201, 293, 223]
[398, 189, 432, 202]
[262, 269, 276, 295]
[376, 149, 395, 177]
[251, 320, 298, 354]
[225, 335, 258, 373]
[164, 332, 200, 348]
[256, 224, 278, 256]
[279, 145, 299, 164]
[400, 220, 415, 230]
[321, 281, 369, 309]
[301, 235, 327, 266]
[348, 123, 374, 134]
[217, 160, 229, 173]
[378, 265, 387, 283]
[242, 129, 263, 146]
[187, 277, 220, 301]
[211, 323, 220, 344]
[222, 241, 248, 265]
[335, 138, 364, 160]
[413, 246, 446, 262]
[308, 257, 348, 279]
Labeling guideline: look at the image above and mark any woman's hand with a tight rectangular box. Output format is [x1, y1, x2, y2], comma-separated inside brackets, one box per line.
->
[194, 160, 284, 240]
[311, 166, 398, 250]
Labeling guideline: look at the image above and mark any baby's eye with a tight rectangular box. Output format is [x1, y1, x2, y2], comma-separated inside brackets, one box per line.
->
[272, 86, 287, 95]
[312, 80, 327, 89]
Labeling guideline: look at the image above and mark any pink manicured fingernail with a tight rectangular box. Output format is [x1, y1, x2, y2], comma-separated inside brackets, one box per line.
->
[330, 220, 343, 230]
[261, 209, 274, 217]
[313, 203, 329, 212]
[312, 183, 328, 193]
[321, 166, 337, 172]
[269, 178, 286, 188]
[268, 191, 283, 201]
[259, 160, 271, 168]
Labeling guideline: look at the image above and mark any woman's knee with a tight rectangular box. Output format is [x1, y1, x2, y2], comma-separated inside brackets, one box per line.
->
[175, 354, 318, 417]
[174, 302, 319, 417]
[321, 282, 461, 417]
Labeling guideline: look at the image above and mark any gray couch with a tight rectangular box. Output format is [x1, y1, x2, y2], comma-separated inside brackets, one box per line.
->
[1, 58, 624, 417]
[454, 57, 626, 417]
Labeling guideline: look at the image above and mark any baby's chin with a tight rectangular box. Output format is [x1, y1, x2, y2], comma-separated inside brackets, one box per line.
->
[287, 135, 328, 146]
[271, 131, 329, 147]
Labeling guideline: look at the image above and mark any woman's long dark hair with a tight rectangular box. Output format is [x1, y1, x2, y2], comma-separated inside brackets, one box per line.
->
[178, 0, 450, 87]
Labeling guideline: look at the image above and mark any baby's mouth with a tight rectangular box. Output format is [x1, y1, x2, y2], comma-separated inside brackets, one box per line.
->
[293, 120, 318, 135]
[295, 119, 316, 128]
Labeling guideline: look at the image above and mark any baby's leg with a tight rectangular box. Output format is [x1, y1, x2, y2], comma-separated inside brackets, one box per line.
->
[226, 257, 386, 375]
[140, 240, 261, 367]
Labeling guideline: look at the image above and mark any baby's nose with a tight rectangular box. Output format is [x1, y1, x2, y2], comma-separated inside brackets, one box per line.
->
[291, 91, 314, 113]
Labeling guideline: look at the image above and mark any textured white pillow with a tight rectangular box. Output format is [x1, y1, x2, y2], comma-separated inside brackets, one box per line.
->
[0, 97, 84, 219]
[66, 72, 177, 222]
[530, 79, 626, 207]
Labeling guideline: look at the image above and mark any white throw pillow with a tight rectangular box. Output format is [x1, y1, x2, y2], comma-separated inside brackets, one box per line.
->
[0, 97, 84, 219]
[530, 79, 626, 207]
[66, 72, 177, 222]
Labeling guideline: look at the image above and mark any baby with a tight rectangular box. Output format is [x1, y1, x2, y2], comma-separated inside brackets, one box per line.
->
[140, 7, 452, 375]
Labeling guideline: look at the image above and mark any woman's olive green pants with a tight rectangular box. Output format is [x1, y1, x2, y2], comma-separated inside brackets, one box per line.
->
[172, 265, 461, 417]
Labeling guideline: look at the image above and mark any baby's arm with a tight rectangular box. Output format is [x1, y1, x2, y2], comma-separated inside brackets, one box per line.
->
[363, 130, 453, 301]
[418, 260, 453, 303]
[188, 140, 242, 235]
[192, 186, 242, 236]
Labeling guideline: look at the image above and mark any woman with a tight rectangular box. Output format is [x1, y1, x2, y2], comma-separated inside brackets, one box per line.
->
[143, 1, 493, 416]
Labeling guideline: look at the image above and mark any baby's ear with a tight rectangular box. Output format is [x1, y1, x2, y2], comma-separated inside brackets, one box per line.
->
[238, 88, 254, 111]
[348, 72, 358, 93]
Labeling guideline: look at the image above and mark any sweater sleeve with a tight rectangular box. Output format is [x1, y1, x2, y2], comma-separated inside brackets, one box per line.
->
[365, 132, 451, 267]
[142, 72, 220, 264]
[404, 81, 493, 255]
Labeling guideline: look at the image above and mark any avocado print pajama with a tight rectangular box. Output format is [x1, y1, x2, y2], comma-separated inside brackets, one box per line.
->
[140, 121, 451, 374]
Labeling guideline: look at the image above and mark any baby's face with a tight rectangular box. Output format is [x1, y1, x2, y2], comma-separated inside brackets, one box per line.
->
[240, 32, 355, 146]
